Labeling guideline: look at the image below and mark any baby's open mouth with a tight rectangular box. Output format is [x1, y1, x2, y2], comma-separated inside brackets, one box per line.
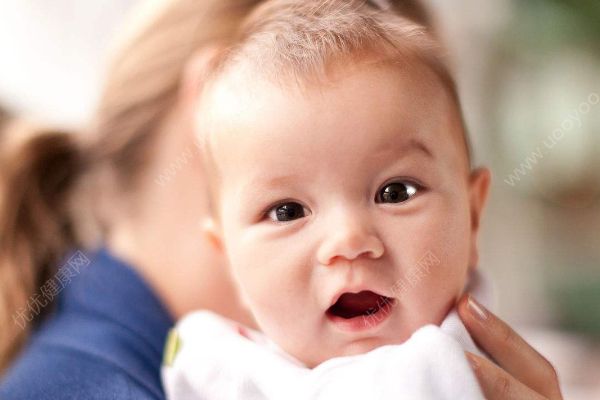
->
[326, 291, 395, 319]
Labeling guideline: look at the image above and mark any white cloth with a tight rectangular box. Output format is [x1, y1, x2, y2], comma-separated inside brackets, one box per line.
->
[162, 272, 492, 400]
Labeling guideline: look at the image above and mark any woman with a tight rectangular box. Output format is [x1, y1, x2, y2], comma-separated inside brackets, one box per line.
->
[0, 0, 562, 399]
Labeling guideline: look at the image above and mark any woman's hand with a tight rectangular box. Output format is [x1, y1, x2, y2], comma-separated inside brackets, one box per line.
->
[458, 294, 563, 400]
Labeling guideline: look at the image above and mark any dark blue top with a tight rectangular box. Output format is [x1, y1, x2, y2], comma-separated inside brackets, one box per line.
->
[0, 248, 174, 399]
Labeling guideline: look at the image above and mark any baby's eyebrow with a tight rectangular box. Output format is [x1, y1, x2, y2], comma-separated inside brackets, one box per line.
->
[254, 175, 298, 190]
[370, 138, 434, 161]
[238, 173, 302, 200]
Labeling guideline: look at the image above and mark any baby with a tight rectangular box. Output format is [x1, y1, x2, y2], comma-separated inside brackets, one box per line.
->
[164, 0, 491, 398]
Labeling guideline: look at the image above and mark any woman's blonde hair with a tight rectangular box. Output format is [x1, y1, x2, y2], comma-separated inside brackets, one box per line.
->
[0, 0, 434, 372]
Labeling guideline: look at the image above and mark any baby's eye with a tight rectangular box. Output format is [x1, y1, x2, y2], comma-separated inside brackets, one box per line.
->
[267, 202, 308, 222]
[375, 181, 419, 204]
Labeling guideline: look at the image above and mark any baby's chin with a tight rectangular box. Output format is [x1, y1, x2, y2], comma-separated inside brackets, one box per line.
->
[305, 335, 411, 369]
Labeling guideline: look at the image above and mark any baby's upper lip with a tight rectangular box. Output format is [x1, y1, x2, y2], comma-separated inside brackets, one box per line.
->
[327, 284, 392, 309]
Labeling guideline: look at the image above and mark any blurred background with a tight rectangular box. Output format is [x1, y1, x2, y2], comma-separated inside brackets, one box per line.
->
[0, 0, 598, 398]
[429, 0, 600, 398]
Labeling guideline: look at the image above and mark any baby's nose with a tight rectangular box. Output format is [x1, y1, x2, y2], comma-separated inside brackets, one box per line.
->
[316, 211, 384, 265]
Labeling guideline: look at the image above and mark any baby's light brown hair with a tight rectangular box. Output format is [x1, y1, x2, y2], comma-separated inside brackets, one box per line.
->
[194, 0, 472, 219]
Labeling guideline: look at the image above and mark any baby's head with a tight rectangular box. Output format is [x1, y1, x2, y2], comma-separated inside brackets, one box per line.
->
[194, 0, 491, 367]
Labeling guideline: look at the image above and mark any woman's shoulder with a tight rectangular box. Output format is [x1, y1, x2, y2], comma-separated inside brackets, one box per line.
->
[0, 338, 154, 399]
[0, 247, 173, 400]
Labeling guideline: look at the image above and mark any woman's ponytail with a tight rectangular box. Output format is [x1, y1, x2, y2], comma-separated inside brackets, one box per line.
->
[0, 115, 82, 373]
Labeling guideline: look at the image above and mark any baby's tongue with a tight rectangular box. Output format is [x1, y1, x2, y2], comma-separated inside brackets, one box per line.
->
[329, 291, 382, 319]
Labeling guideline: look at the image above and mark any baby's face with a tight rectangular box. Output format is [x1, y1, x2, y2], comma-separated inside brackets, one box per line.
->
[198, 60, 489, 367]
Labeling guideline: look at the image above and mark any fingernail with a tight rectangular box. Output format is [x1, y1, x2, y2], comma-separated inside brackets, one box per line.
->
[467, 295, 488, 321]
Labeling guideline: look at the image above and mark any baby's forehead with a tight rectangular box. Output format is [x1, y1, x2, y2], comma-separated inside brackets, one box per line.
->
[202, 57, 456, 128]
[197, 58, 469, 180]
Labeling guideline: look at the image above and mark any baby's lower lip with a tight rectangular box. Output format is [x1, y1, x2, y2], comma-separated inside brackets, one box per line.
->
[325, 298, 395, 333]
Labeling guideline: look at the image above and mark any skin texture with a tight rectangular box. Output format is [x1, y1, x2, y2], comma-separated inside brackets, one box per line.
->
[197, 59, 491, 367]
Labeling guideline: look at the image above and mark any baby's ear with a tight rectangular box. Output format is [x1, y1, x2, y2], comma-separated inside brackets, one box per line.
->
[467, 167, 492, 269]
[202, 217, 224, 254]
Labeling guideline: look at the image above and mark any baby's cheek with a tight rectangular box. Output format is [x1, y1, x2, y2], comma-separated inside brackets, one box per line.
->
[230, 242, 307, 330]
[418, 220, 470, 317]
[387, 206, 470, 320]
[414, 193, 471, 269]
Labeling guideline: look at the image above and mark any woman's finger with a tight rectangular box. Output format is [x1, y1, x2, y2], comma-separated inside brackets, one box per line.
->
[466, 352, 547, 400]
[458, 294, 562, 400]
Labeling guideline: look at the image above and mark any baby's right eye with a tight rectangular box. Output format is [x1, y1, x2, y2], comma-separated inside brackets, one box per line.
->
[266, 202, 308, 222]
